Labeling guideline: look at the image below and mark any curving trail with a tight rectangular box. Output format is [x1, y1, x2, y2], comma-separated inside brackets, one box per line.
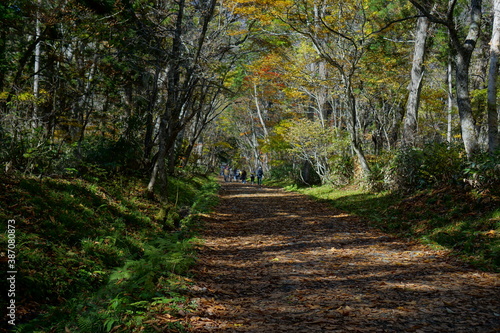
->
[187, 180, 500, 332]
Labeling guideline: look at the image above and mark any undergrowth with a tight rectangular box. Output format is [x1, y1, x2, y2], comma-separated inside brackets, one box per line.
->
[0, 173, 219, 332]
[290, 185, 500, 273]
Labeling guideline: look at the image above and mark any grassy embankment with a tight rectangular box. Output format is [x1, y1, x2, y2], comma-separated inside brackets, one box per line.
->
[286, 184, 500, 272]
[0, 173, 219, 332]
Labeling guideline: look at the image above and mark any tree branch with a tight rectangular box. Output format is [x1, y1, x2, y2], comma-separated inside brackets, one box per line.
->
[408, 0, 449, 26]
[369, 15, 423, 36]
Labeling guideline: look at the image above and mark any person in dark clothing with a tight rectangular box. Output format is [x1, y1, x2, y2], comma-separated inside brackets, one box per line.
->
[256, 166, 263, 185]
[240, 170, 247, 183]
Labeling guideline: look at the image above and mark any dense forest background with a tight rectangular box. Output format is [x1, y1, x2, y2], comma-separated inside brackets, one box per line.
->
[1, 0, 500, 331]
[1, 0, 500, 191]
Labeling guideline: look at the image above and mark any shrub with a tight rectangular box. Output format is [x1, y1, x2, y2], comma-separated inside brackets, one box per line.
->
[329, 152, 354, 186]
[388, 143, 465, 192]
[269, 162, 300, 184]
[365, 158, 389, 192]
[463, 151, 500, 194]
[75, 136, 143, 176]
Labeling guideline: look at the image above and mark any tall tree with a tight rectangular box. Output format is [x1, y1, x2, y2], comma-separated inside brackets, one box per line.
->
[487, 0, 500, 153]
[148, 0, 215, 197]
[410, 0, 482, 158]
[281, 0, 375, 175]
[146, 0, 243, 198]
[403, 12, 430, 146]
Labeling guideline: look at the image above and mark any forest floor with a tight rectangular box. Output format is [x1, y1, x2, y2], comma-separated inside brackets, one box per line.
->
[184, 179, 500, 332]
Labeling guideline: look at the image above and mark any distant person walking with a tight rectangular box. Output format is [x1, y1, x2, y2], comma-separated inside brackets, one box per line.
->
[223, 167, 230, 182]
[240, 170, 247, 184]
[250, 173, 255, 184]
[256, 166, 263, 185]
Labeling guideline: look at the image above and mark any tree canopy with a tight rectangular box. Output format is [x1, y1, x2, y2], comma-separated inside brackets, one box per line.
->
[1, 0, 500, 191]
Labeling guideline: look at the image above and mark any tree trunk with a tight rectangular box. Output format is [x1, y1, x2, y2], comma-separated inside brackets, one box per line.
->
[403, 14, 429, 146]
[410, 0, 482, 158]
[447, 58, 453, 143]
[144, 66, 161, 162]
[453, 0, 482, 158]
[147, 115, 168, 197]
[253, 82, 269, 138]
[147, 0, 185, 200]
[167, 139, 177, 175]
[346, 80, 371, 176]
[0, 30, 6, 93]
[33, 0, 42, 128]
[456, 50, 479, 157]
[487, 0, 500, 153]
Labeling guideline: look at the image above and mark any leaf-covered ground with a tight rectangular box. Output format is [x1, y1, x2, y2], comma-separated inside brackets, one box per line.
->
[183, 180, 499, 332]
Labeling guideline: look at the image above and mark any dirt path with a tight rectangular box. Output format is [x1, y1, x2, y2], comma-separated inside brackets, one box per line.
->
[187, 180, 500, 332]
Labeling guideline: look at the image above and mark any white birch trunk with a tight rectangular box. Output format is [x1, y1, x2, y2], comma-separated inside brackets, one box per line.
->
[487, 0, 500, 153]
[455, 0, 482, 158]
[253, 82, 269, 138]
[33, 0, 41, 127]
[403, 14, 429, 146]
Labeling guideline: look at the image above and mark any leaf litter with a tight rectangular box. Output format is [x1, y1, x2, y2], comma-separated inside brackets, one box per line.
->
[177, 181, 499, 332]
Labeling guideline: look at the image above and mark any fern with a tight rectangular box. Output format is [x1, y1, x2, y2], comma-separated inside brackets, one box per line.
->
[104, 317, 119, 332]
[77, 315, 95, 333]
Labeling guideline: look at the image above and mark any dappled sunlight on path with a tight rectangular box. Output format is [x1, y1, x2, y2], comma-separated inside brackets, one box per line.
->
[187, 180, 500, 332]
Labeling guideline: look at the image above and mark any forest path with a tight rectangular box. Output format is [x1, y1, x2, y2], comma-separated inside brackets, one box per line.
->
[187, 180, 500, 332]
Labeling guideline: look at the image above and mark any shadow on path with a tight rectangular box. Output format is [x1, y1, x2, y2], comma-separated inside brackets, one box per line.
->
[188, 180, 500, 332]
